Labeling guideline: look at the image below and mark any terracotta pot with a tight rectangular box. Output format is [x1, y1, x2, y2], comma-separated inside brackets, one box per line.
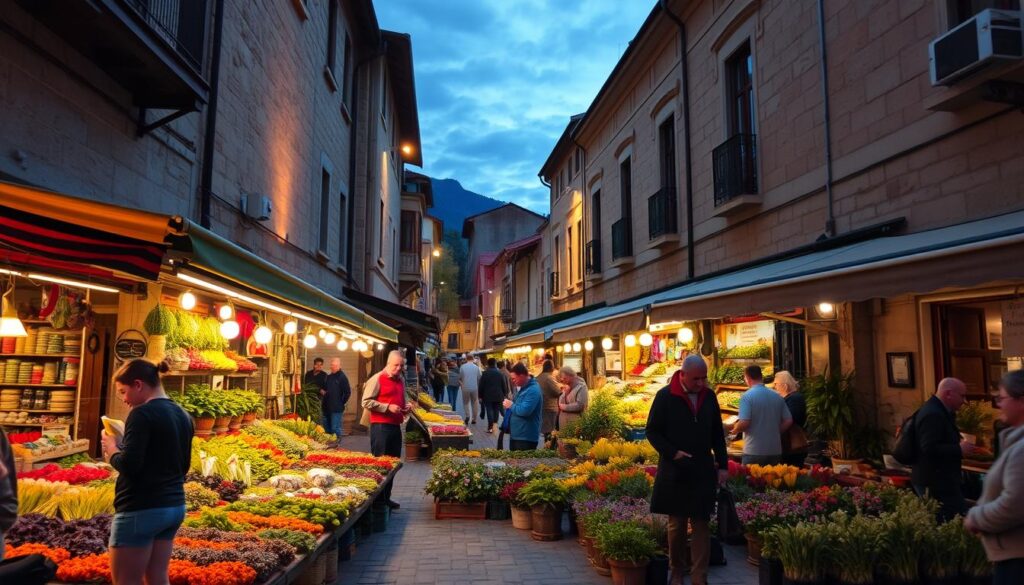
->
[433, 500, 487, 520]
[530, 504, 563, 541]
[511, 506, 533, 530]
[193, 416, 215, 437]
[213, 415, 231, 434]
[608, 558, 649, 585]
[591, 547, 612, 576]
[557, 442, 578, 459]
[228, 415, 243, 430]
[746, 533, 763, 566]
[405, 442, 422, 461]
[241, 411, 258, 426]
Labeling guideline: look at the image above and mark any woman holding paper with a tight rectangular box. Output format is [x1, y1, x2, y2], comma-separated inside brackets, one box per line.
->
[102, 359, 193, 585]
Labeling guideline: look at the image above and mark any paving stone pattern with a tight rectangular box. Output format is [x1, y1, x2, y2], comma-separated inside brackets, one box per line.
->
[335, 394, 758, 585]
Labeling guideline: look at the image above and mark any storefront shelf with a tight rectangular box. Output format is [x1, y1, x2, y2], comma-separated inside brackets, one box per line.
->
[0, 409, 74, 413]
[0, 353, 80, 358]
[165, 370, 257, 377]
[0, 422, 61, 426]
[0, 383, 73, 388]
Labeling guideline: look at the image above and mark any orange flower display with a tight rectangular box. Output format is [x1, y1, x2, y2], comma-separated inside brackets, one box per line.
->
[4, 542, 71, 564]
[224, 511, 323, 534]
[55, 553, 112, 583]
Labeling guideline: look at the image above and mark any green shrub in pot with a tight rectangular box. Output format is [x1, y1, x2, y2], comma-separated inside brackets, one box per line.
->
[765, 522, 830, 584]
[404, 430, 424, 444]
[825, 512, 882, 585]
[594, 520, 657, 563]
[921, 519, 963, 582]
[517, 477, 568, 510]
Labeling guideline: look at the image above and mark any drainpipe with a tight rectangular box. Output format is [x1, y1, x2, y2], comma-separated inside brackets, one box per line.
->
[817, 0, 836, 237]
[198, 0, 226, 228]
[659, 0, 695, 279]
[572, 137, 586, 307]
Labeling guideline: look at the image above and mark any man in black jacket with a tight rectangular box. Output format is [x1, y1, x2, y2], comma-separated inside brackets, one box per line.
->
[322, 358, 352, 447]
[479, 358, 508, 434]
[0, 429, 16, 559]
[646, 355, 728, 585]
[912, 377, 971, 521]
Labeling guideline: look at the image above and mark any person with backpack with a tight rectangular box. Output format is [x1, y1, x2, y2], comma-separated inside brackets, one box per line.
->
[906, 377, 973, 521]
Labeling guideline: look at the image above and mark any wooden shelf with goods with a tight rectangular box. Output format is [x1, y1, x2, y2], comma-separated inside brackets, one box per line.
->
[0, 409, 75, 414]
[0, 353, 81, 358]
[15, 442, 89, 472]
[0, 383, 75, 388]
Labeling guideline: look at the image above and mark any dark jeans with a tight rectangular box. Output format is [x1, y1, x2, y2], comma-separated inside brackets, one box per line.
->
[781, 452, 807, 467]
[484, 401, 502, 428]
[509, 439, 537, 451]
[370, 423, 402, 502]
[446, 385, 459, 408]
[431, 382, 445, 403]
[995, 558, 1024, 585]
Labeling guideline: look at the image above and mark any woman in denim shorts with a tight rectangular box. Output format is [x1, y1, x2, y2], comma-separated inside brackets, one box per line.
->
[102, 359, 193, 584]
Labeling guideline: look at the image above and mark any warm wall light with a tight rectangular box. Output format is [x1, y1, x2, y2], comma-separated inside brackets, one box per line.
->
[639, 332, 653, 347]
[624, 334, 637, 348]
[0, 281, 26, 337]
[432, 249, 440, 257]
[284, 321, 298, 335]
[563, 343, 572, 353]
[376, 343, 384, 351]
[584, 340, 594, 351]
[572, 342, 582, 352]
[253, 325, 273, 344]
[401, 144, 413, 155]
[317, 328, 326, 339]
[303, 334, 317, 349]
[179, 291, 197, 310]
[218, 304, 233, 320]
[817, 302, 835, 316]
[336, 339, 349, 351]
[324, 332, 337, 345]
[601, 337, 613, 350]
[220, 320, 240, 340]
[678, 327, 694, 343]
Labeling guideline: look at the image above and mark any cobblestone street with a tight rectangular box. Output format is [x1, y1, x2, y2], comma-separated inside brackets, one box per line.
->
[336, 414, 758, 585]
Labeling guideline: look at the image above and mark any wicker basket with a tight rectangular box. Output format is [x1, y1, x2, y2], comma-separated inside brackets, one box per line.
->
[294, 553, 327, 585]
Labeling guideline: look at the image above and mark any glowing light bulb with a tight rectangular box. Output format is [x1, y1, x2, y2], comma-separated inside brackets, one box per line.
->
[303, 334, 317, 348]
[584, 340, 594, 351]
[179, 291, 197, 310]
[284, 321, 298, 335]
[376, 343, 384, 351]
[639, 332, 653, 347]
[218, 304, 233, 320]
[220, 320, 240, 340]
[678, 327, 694, 343]
[624, 334, 637, 348]
[324, 332, 337, 345]
[253, 325, 273, 344]
[336, 339, 349, 351]
[601, 337, 613, 350]
[818, 302, 835, 316]
[563, 343, 572, 353]
[318, 328, 326, 339]
[572, 342, 582, 352]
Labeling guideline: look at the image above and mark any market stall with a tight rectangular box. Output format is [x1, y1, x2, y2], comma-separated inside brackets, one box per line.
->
[410, 391, 471, 451]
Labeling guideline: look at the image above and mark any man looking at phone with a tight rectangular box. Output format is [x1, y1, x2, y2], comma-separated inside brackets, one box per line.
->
[645, 354, 728, 585]
[362, 350, 412, 510]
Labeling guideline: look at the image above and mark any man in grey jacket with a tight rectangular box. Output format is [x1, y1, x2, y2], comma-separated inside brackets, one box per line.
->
[0, 429, 17, 559]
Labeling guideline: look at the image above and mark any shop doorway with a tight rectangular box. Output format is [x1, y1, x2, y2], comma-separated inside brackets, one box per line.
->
[932, 299, 1006, 400]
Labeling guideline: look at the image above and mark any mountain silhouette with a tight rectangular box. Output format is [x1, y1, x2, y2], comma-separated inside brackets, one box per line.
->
[428, 178, 506, 232]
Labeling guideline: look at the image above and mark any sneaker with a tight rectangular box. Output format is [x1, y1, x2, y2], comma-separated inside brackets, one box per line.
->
[471, 419, 477, 424]
[386, 500, 401, 510]
[464, 417, 469, 424]
[488, 427, 495, 434]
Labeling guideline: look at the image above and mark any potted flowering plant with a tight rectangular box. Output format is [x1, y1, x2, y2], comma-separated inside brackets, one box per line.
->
[500, 481, 531, 529]
[404, 430, 425, 461]
[518, 477, 568, 541]
[594, 520, 657, 585]
[424, 460, 495, 519]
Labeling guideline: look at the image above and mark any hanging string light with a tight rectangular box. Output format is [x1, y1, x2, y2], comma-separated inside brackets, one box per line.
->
[284, 320, 298, 335]
[601, 337, 613, 350]
[303, 334, 317, 349]
[179, 291, 197, 310]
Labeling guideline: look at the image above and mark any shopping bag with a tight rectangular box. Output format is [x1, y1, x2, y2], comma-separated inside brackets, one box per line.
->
[716, 487, 746, 545]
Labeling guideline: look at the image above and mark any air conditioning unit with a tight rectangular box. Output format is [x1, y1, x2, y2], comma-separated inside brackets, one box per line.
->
[929, 9, 1023, 86]
[239, 193, 272, 221]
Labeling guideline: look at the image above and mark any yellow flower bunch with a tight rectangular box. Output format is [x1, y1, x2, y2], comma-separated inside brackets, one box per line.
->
[568, 460, 599, 477]
[417, 392, 438, 409]
[747, 464, 801, 488]
[462, 451, 482, 457]
[560, 475, 588, 490]
[415, 410, 448, 423]
[588, 438, 659, 464]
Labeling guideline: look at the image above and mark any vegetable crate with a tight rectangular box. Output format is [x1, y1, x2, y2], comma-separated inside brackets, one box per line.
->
[625, 427, 646, 442]
[434, 500, 487, 520]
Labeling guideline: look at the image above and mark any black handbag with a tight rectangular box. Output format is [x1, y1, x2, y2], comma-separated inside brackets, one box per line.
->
[716, 487, 746, 545]
[0, 554, 57, 585]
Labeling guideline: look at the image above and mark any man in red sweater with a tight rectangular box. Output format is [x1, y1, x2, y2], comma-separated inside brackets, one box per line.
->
[361, 350, 411, 509]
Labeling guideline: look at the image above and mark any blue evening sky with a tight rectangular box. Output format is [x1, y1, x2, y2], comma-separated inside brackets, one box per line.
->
[377, 1, 654, 214]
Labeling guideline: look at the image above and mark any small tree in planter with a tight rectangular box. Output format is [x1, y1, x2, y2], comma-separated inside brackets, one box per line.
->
[404, 430, 425, 461]
[594, 520, 658, 585]
[518, 477, 568, 541]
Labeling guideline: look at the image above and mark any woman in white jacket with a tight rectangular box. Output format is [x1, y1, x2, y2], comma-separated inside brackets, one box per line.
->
[966, 369, 1024, 585]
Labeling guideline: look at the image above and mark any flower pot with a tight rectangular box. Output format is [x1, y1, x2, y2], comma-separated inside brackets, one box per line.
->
[241, 411, 258, 426]
[511, 506, 533, 530]
[608, 558, 649, 585]
[591, 547, 612, 576]
[558, 442, 578, 459]
[146, 334, 166, 364]
[405, 441, 422, 461]
[759, 557, 783, 585]
[324, 544, 339, 583]
[213, 415, 231, 435]
[746, 532, 763, 566]
[646, 554, 669, 585]
[193, 416, 215, 437]
[486, 500, 511, 520]
[434, 500, 487, 520]
[228, 415, 243, 430]
[530, 504, 563, 541]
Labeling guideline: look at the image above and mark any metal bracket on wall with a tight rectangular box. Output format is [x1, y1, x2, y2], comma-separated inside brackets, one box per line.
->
[759, 311, 841, 336]
[981, 80, 1024, 108]
[136, 107, 193, 137]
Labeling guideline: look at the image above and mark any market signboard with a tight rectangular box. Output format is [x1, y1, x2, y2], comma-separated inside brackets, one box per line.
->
[1001, 300, 1024, 357]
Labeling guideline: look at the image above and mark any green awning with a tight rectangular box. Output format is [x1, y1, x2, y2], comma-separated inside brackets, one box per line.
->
[174, 221, 397, 342]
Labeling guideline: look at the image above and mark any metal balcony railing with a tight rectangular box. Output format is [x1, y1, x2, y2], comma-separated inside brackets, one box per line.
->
[611, 218, 632, 260]
[399, 252, 421, 277]
[647, 187, 678, 239]
[500, 309, 514, 323]
[713, 133, 758, 206]
[585, 239, 601, 274]
[124, 0, 207, 72]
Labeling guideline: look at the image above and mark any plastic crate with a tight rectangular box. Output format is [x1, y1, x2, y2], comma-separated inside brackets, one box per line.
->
[626, 427, 646, 442]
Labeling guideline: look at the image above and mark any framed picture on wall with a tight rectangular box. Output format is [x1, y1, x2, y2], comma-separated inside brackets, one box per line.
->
[886, 352, 914, 388]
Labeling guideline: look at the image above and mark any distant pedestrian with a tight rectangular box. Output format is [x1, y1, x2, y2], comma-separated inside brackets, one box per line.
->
[536, 360, 561, 441]
[646, 354, 728, 585]
[321, 358, 352, 446]
[479, 358, 507, 434]
[430, 360, 448, 403]
[304, 357, 327, 393]
[459, 357, 482, 424]
[361, 350, 412, 510]
[557, 366, 589, 430]
[504, 363, 542, 451]
[731, 365, 792, 465]
[911, 377, 971, 521]
[965, 370, 1024, 585]
[446, 359, 461, 407]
